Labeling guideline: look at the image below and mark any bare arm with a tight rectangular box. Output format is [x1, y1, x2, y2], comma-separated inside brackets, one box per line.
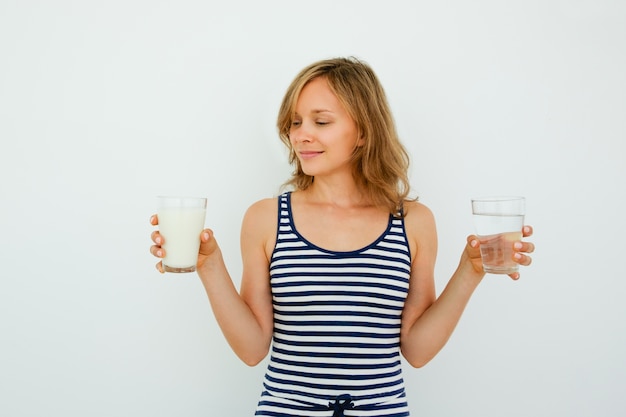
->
[150, 198, 276, 366]
[399, 202, 534, 368]
[197, 198, 276, 366]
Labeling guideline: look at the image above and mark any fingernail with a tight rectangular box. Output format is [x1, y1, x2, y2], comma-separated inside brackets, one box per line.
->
[157, 249, 163, 257]
[514, 242, 523, 249]
[156, 237, 161, 244]
[203, 232, 209, 240]
[514, 253, 522, 260]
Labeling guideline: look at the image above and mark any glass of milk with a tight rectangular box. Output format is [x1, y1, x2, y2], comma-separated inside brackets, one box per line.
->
[471, 196, 525, 274]
[157, 196, 207, 273]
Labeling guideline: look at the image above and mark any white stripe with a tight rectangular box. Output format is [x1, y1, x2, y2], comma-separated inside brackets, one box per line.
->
[274, 323, 400, 335]
[271, 340, 398, 356]
[273, 313, 400, 326]
[273, 304, 403, 316]
[270, 361, 403, 377]
[272, 255, 407, 267]
[270, 350, 400, 367]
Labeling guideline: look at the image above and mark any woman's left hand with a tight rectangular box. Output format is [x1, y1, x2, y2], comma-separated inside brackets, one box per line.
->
[466, 225, 535, 280]
[508, 225, 535, 279]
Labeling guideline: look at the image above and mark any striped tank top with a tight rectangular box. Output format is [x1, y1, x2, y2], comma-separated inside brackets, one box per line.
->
[255, 192, 412, 417]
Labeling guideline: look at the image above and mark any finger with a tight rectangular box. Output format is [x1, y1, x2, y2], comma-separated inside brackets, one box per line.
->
[151, 231, 163, 245]
[514, 241, 535, 254]
[156, 260, 164, 274]
[466, 235, 482, 254]
[514, 252, 533, 267]
[150, 214, 159, 225]
[150, 244, 165, 258]
[466, 234, 481, 251]
[508, 271, 520, 280]
[522, 225, 533, 237]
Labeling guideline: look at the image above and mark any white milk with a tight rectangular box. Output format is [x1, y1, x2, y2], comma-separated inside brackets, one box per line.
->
[157, 207, 206, 270]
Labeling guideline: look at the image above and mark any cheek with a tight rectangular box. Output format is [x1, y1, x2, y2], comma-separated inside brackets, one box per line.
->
[288, 132, 297, 147]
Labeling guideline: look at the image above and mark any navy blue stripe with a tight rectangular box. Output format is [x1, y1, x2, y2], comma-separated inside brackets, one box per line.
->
[267, 364, 402, 381]
[273, 309, 400, 320]
[271, 345, 399, 360]
[272, 245, 411, 259]
[272, 300, 404, 312]
[271, 255, 411, 269]
[270, 355, 402, 370]
[271, 279, 409, 292]
[274, 318, 399, 329]
[273, 290, 406, 303]
[273, 328, 399, 339]
[272, 336, 399, 350]
[264, 373, 404, 393]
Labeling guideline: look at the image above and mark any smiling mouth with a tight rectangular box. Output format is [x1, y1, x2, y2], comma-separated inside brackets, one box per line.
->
[299, 151, 323, 159]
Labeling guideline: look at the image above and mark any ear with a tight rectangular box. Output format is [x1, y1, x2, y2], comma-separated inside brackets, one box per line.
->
[355, 131, 365, 147]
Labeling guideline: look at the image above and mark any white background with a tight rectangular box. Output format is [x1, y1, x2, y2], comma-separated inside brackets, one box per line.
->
[1, 1, 625, 416]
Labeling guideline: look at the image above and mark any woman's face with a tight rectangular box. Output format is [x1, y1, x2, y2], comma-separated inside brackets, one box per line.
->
[289, 77, 362, 178]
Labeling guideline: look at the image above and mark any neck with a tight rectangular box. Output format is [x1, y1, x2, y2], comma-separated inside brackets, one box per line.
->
[302, 177, 370, 209]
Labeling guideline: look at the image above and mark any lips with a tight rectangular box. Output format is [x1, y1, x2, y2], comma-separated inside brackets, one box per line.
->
[298, 150, 323, 160]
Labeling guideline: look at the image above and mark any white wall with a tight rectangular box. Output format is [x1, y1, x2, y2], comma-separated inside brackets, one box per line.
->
[1, 1, 624, 416]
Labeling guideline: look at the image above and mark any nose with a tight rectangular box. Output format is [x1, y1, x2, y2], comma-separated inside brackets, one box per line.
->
[290, 123, 313, 144]
[291, 134, 312, 144]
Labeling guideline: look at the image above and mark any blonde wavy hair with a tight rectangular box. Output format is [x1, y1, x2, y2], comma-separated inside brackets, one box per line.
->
[277, 56, 414, 215]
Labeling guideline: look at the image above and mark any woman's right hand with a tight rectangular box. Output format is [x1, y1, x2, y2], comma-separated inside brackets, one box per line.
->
[149, 214, 221, 274]
[149, 214, 166, 273]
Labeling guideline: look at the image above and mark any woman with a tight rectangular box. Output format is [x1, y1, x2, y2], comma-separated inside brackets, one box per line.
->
[150, 57, 535, 416]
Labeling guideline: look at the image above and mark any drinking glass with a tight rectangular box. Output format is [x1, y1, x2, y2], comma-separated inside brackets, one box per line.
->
[471, 196, 525, 274]
[156, 196, 207, 273]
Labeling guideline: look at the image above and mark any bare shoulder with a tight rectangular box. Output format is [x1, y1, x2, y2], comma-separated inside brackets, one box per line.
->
[244, 197, 279, 219]
[403, 200, 436, 230]
[242, 197, 279, 233]
[402, 200, 437, 261]
[241, 197, 279, 257]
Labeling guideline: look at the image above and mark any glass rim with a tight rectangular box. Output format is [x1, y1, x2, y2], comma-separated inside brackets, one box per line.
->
[157, 195, 207, 201]
[471, 196, 525, 203]
[157, 196, 207, 209]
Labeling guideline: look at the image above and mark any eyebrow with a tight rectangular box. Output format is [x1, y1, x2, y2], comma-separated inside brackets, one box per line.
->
[294, 109, 334, 116]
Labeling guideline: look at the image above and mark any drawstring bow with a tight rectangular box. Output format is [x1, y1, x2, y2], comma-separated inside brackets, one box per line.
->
[329, 394, 354, 417]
